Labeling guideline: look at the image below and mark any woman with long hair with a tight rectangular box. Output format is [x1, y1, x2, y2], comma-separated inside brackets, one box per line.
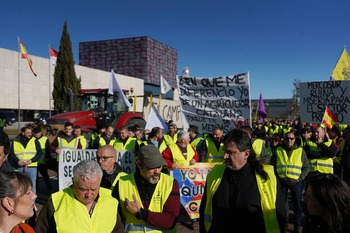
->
[303, 173, 350, 233]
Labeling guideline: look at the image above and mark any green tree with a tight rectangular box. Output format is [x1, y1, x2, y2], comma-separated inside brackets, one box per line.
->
[290, 79, 301, 119]
[52, 21, 81, 112]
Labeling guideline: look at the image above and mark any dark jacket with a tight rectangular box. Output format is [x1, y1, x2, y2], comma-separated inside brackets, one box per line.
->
[101, 163, 123, 189]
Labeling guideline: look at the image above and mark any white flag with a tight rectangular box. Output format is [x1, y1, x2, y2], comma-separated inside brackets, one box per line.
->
[108, 69, 131, 108]
[160, 75, 172, 94]
[145, 105, 168, 131]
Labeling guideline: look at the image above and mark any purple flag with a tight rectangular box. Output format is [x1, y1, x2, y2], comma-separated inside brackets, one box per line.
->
[258, 93, 266, 122]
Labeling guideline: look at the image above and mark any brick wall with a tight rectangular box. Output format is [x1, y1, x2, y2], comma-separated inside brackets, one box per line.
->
[79, 36, 177, 87]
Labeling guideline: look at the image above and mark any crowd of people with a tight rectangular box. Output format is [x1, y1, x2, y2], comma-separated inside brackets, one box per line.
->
[1, 118, 350, 232]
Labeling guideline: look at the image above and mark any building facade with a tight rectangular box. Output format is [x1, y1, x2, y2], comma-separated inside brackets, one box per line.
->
[79, 36, 178, 89]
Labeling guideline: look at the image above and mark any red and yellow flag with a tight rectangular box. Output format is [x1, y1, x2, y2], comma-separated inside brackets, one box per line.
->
[19, 40, 37, 77]
[321, 107, 339, 129]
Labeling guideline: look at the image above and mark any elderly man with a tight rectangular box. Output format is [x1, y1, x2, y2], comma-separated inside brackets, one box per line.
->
[162, 130, 199, 170]
[35, 160, 124, 233]
[112, 145, 180, 232]
[97, 144, 125, 190]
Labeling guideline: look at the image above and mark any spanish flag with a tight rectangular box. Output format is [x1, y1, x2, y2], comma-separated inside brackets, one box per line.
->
[321, 107, 339, 129]
[331, 48, 350, 80]
[19, 39, 37, 77]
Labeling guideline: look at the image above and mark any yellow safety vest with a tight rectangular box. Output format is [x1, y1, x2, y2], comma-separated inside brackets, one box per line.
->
[58, 137, 79, 149]
[98, 137, 116, 148]
[168, 144, 195, 165]
[110, 172, 128, 191]
[269, 126, 280, 136]
[118, 173, 176, 233]
[190, 137, 203, 149]
[13, 137, 38, 167]
[78, 135, 87, 149]
[205, 138, 224, 162]
[203, 164, 280, 233]
[306, 139, 333, 174]
[142, 140, 168, 153]
[114, 137, 137, 151]
[275, 147, 303, 180]
[52, 187, 118, 233]
[163, 133, 178, 146]
[282, 127, 292, 135]
[38, 136, 48, 165]
[252, 139, 264, 159]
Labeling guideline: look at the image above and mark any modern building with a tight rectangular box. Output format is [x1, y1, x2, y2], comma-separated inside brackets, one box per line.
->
[251, 98, 294, 120]
[0, 48, 144, 121]
[79, 36, 177, 98]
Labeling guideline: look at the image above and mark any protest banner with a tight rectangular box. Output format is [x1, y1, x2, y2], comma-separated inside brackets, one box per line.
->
[58, 149, 97, 190]
[170, 162, 221, 219]
[300, 80, 350, 124]
[58, 148, 135, 190]
[177, 73, 251, 134]
[116, 149, 136, 174]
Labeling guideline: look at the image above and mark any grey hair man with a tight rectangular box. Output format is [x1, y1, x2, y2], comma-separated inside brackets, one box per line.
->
[35, 160, 124, 233]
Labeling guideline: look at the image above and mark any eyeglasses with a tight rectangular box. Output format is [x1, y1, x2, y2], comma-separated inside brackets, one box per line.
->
[286, 137, 295, 140]
[96, 156, 114, 161]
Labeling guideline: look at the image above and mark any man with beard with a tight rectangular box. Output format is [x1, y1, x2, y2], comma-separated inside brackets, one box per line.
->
[112, 145, 180, 233]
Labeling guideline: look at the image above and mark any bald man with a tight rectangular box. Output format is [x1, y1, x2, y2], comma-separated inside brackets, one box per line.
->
[97, 145, 126, 190]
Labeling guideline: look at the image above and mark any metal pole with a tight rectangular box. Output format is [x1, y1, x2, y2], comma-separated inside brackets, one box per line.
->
[17, 37, 21, 131]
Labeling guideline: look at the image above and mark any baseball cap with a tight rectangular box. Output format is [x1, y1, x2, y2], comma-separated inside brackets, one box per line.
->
[138, 145, 166, 168]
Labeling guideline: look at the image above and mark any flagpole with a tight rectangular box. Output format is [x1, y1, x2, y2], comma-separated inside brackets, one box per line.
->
[48, 44, 52, 117]
[254, 99, 259, 122]
[158, 93, 162, 112]
[17, 37, 21, 131]
[149, 95, 153, 113]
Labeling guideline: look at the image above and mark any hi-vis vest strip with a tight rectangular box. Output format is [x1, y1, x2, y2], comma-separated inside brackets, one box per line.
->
[99, 137, 116, 147]
[306, 140, 333, 174]
[78, 135, 87, 149]
[114, 137, 137, 151]
[205, 138, 224, 162]
[252, 139, 264, 159]
[275, 147, 303, 180]
[58, 137, 79, 149]
[163, 133, 178, 146]
[203, 164, 280, 233]
[142, 140, 168, 153]
[169, 144, 195, 165]
[38, 136, 48, 165]
[118, 173, 176, 233]
[13, 137, 37, 167]
[190, 137, 203, 148]
[52, 187, 118, 233]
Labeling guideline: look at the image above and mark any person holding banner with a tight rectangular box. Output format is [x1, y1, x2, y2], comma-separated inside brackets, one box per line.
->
[50, 122, 82, 158]
[112, 145, 180, 232]
[97, 145, 125, 190]
[304, 125, 337, 175]
[162, 130, 199, 170]
[92, 125, 117, 149]
[35, 160, 124, 233]
[199, 128, 287, 233]
[199, 126, 225, 162]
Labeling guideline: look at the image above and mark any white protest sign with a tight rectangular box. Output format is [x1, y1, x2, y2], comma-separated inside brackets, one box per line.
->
[300, 81, 350, 124]
[58, 148, 136, 190]
[116, 150, 136, 174]
[58, 149, 97, 190]
[177, 73, 251, 134]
